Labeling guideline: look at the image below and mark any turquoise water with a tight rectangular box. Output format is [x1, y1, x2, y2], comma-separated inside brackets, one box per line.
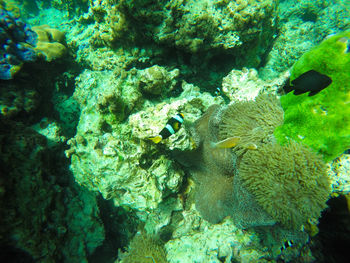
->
[0, 1, 349, 262]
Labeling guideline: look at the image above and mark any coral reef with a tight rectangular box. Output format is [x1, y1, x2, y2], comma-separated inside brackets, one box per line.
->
[2, 1, 349, 262]
[165, 218, 269, 263]
[32, 25, 68, 62]
[274, 31, 350, 161]
[221, 67, 287, 101]
[66, 69, 191, 217]
[92, 0, 279, 67]
[0, 8, 37, 79]
[138, 65, 179, 96]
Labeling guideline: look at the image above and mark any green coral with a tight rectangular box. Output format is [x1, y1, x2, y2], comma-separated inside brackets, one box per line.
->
[274, 31, 350, 161]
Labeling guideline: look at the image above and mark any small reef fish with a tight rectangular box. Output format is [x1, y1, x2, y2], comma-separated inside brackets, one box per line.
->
[283, 69, 332, 96]
[149, 113, 184, 143]
[210, 137, 241, 149]
[214, 87, 230, 104]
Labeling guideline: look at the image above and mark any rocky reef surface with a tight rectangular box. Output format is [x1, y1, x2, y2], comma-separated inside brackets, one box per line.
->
[1, 1, 350, 263]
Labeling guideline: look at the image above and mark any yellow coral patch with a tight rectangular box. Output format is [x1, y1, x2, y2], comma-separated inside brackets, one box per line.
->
[32, 25, 67, 62]
[35, 42, 67, 62]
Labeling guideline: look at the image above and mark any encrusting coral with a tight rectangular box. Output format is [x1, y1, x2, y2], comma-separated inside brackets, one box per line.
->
[138, 65, 179, 96]
[32, 25, 68, 62]
[91, 0, 279, 66]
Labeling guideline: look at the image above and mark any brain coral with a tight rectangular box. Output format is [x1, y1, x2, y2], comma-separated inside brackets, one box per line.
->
[238, 140, 330, 229]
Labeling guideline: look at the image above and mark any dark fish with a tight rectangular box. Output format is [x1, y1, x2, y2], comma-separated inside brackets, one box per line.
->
[283, 69, 332, 96]
[149, 113, 184, 143]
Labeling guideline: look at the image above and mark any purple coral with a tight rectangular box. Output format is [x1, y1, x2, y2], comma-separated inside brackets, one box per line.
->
[0, 9, 37, 80]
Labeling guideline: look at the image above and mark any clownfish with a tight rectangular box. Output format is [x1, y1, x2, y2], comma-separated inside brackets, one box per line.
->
[149, 113, 184, 143]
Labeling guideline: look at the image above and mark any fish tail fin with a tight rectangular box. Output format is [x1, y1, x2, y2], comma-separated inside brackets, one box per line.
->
[245, 142, 258, 150]
[282, 78, 293, 94]
[149, 135, 162, 144]
[212, 137, 240, 149]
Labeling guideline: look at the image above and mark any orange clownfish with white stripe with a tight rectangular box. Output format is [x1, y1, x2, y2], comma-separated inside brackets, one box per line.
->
[149, 113, 184, 143]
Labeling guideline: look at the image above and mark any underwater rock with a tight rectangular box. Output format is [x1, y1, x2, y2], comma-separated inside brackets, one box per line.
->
[0, 119, 105, 262]
[221, 67, 286, 101]
[260, 0, 350, 78]
[165, 218, 269, 263]
[138, 65, 179, 96]
[53, 95, 80, 137]
[91, 0, 279, 66]
[328, 154, 350, 196]
[0, 82, 39, 118]
[68, 70, 188, 217]
[51, 0, 89, 17]
[74, 69, 143, 122]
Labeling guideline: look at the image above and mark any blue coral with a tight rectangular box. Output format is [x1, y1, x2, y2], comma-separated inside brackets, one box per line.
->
[0, 9, 37, 80]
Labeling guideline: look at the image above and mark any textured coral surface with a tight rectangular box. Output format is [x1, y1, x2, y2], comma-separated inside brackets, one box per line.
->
[1, 1, 350, 263]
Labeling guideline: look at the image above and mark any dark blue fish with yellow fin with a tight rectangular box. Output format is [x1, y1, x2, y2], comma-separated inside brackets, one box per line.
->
[149, 113, 184, 143]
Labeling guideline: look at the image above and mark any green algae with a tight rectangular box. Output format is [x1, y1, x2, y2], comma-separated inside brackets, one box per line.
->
[275, 31, 350, 161]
